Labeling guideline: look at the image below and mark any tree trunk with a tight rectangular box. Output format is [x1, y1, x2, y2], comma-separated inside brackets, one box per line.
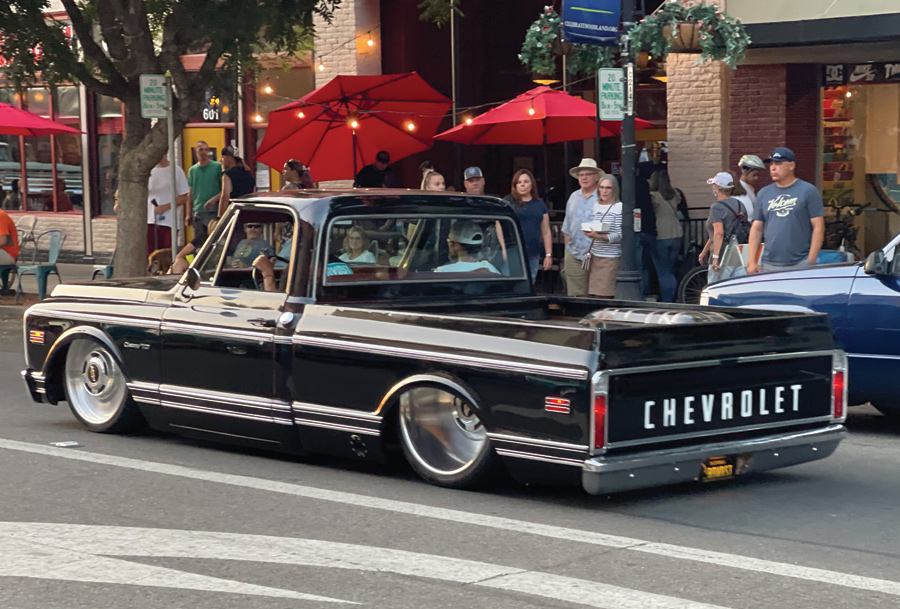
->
[113, 98, 170, 278]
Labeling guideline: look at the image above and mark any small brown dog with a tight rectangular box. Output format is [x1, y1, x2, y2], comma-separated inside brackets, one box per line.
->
[147, 248, 173, 275]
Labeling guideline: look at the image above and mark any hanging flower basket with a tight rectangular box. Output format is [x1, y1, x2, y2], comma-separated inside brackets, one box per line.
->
[519, 6, 616, 79]
[663, 22, 701, 52]
[629, 1, 751, 69]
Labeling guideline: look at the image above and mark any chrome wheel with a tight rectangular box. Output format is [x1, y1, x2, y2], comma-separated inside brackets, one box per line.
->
[64, 339, 135, 432]
[399, 385, 490, 485]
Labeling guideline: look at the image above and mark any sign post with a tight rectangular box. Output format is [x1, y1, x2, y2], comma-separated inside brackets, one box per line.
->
[614, 0, 641, 301]
[141, 75, 179, 262]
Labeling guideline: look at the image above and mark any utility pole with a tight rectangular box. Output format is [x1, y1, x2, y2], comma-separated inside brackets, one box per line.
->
[614, 0, 641, 301]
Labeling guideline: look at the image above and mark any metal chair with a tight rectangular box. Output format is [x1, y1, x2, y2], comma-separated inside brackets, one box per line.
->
[92, 247, 115, 280]
[13, 215, 38, 260]
[16, 229, 65, 301]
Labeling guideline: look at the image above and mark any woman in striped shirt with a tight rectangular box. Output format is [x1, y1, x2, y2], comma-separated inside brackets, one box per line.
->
[581, 175, 623, 298]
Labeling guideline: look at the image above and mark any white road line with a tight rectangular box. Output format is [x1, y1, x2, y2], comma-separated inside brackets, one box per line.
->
[0, 522, 729, 609]
[0, 536, 349, 603]
[1, 438, 899, 598]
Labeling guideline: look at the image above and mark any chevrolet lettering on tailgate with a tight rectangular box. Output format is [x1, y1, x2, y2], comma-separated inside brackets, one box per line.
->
[20, 190, 848, 496]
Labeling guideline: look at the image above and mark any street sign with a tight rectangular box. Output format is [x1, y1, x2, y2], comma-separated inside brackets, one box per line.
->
[562, 1, 621, 46]
[140, 74, 168, 119]
[598, 68, 624, 121]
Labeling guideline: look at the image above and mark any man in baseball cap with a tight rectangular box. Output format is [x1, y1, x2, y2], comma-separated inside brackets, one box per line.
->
[747, 146, 824, 275]
[434, 220, 501, 274]
[463, 166, 485, 195]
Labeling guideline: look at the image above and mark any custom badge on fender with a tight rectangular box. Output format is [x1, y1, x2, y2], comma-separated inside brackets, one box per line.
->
[28, 330, 45, 344]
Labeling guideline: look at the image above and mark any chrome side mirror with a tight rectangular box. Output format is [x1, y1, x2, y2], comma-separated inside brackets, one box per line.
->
[182, 267, 201, 291]
[864, 251, 888, 276]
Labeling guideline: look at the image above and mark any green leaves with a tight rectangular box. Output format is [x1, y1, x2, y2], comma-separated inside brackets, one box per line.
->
[628, 0, 751, 69]
[519, 7, 615, 79]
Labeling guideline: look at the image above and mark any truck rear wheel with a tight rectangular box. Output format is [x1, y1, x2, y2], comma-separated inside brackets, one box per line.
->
[398, 385, 494, 489]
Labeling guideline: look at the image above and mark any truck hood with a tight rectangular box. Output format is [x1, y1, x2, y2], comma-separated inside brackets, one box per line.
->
[48, 275, 181, 303]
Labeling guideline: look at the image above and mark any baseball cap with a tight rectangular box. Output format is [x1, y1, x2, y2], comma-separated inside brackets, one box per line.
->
[464, 166, 484, 180]
[375, 150, 390, 163]
[738, 154, 765, 170]
[707, 172, 735, 188]
[221, 145, 236, 157]
[448, 221, 484, 245]
[764, 147, 796, 163]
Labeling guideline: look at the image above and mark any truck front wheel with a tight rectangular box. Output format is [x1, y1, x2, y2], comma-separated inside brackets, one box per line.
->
[398, 385, 495, 489]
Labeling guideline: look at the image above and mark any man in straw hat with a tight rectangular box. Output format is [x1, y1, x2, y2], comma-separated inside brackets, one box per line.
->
[561, 158, 605, 296]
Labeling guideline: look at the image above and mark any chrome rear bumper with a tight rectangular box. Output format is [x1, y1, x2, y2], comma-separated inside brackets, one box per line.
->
[582, 424, 846, 495]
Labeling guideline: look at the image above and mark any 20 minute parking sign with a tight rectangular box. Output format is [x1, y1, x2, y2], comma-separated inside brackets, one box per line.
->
[598, 68, 624, 121]
[140, 74, 168, 119]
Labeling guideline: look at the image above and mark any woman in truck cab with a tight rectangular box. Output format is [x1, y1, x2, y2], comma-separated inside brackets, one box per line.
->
[434, 221, 500, 274]
[339, 226, 376, 264]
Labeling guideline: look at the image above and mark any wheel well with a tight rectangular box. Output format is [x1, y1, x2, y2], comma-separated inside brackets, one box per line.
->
[43, 329, 128, 405]
[378, 372, 485, 443]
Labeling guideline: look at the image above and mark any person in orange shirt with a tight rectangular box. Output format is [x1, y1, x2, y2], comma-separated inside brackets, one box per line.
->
[0, 208, 20, 265]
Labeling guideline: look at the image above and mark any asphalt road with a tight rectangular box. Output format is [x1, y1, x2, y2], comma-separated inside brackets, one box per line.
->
[1, 309, 899, 609]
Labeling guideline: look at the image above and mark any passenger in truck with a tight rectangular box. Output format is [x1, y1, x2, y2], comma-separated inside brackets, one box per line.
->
[434, 220, 500, 274]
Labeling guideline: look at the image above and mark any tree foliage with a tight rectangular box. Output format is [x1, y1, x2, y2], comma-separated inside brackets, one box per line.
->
[0, 0, 338, 276]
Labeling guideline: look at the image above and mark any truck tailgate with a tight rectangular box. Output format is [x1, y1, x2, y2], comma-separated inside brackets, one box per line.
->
[604, 353, 834, 450]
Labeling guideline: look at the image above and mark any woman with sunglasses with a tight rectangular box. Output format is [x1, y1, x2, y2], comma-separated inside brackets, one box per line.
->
[581, 175, 623, 298]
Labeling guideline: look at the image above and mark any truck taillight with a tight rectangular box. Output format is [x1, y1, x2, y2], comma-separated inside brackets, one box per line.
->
[591, 372, 608, 452]
[832, 352, 848, 422]
[593, 395, 607, 450]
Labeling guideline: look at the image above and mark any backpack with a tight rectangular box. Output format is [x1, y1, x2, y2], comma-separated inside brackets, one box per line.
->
[720, 199, 751, 244]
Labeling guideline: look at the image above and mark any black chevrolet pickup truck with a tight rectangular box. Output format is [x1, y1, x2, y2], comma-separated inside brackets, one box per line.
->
[21, 191, 847, 494]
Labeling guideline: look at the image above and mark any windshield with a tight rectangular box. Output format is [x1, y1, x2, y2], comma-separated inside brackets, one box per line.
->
[323, 215, 526, 285]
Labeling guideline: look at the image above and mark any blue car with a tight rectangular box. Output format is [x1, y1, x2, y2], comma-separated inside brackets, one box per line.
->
[701, 234, 900, 419]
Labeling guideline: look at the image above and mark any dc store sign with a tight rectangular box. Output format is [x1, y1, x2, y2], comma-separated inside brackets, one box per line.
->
[562, 0, 620, 46]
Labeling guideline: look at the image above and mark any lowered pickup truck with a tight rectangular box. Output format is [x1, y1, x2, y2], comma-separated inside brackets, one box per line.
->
[21, 191, 847, 494]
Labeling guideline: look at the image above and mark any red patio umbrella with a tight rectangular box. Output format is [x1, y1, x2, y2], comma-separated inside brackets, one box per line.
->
[435, 86, 653, 199]
[434, 85, 652, 145]
[256, 73, 452, 183]
[0, 102, 84, 136]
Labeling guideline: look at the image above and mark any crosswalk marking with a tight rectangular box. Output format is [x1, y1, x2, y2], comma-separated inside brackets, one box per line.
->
[0, 522, 731, 609]
[1, 438, 898, 598]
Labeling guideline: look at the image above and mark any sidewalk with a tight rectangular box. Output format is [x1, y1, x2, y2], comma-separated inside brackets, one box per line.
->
[0, 263, 99, 308]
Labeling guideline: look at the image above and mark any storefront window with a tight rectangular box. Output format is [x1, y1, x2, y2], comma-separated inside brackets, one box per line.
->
[821, 66, 900, 254]
[96, 94, 124, 216]
[54, 86, 83, 211]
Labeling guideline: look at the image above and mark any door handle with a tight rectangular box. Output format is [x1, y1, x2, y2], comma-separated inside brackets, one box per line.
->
[248, 318, 278, 328]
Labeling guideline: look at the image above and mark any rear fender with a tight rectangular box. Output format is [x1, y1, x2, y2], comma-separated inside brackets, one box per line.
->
[377, 372, 485, 440]
[42, 326, 127, 405]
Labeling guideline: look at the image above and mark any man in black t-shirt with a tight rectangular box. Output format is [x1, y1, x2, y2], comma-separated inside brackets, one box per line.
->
[354, 150, 399, 188]
[217, 146, 255, 217]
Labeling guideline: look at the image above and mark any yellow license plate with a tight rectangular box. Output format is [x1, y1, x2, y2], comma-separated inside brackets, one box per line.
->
[701, 455, 735, 482]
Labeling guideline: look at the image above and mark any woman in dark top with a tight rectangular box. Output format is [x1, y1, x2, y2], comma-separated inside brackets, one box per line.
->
[504, 169, 552, 281]
[217, 155, 255, 217]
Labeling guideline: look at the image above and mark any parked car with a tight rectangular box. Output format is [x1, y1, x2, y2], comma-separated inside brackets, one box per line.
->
[22, 191, 847, 495]
[701, 230, 900, 420]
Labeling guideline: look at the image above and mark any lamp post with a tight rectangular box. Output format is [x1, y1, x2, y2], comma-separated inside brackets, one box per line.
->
[614, 0, 642, 301]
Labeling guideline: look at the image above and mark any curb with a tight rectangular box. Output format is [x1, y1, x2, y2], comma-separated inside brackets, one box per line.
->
[0, 305, 25, 319]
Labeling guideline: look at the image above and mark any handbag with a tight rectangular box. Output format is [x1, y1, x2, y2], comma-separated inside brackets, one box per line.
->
[582, 239, 597, 271]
